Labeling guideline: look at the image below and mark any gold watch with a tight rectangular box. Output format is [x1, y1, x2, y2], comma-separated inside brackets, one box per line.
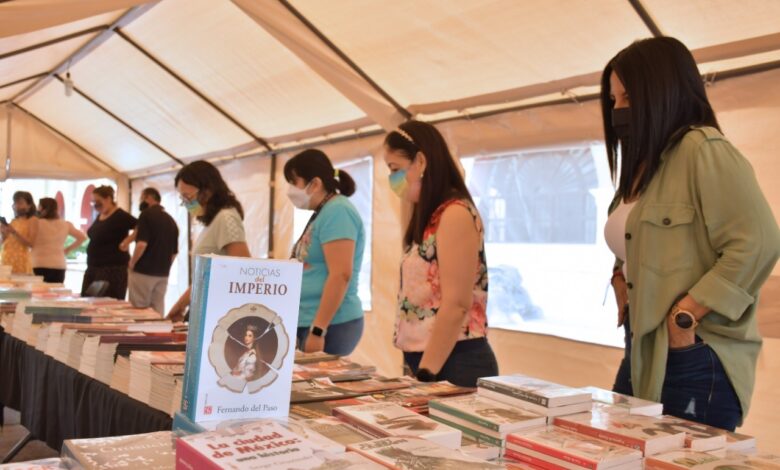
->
[669, 304, 698, 330]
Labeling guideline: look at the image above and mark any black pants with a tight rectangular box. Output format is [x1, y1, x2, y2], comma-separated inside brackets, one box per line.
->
[32, 267, 66, 283]
[404, 337, 499, 388]
[81, 265, 128, 300]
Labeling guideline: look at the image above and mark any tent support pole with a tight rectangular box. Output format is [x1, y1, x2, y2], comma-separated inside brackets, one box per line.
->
[11, 103, 120, 174]
[51, 74, 184, 166]
[114, 29, 274, 152]
[268, 153, 277, 256]
[0, 73, 48, 91]
[627, 0, 663, 37]
[0, 25, 109, 62]
[277, 0, 412, 121]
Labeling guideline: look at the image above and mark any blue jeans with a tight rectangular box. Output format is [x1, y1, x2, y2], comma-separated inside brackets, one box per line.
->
[613, 315, 633, 395]
[613, 314, 741, 431]
[662, 341, 742, 431]
[404, 338, 499, 388]
[296, 317, 364, 356]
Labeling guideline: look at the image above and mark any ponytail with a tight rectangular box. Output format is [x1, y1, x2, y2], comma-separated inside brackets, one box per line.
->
[283, 149, 358, 197]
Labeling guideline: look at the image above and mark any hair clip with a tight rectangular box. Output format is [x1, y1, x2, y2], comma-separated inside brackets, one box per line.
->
[395, 128, 415, 145]
[334, 169, 340, 179]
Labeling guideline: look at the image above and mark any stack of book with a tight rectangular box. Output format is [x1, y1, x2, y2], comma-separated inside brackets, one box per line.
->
[428, 393, 546, 453]
[283, 417, 375, 453]
[128, 350, 186, 404]
[110, 355, 132, 394]
[583, 386, 663, 417]
[646, 450, 780, 470]
[0, 457, 67, 469]
[290, 396, 378, 420]
[290, 377, 410, 404]
[292, 357, 376, 382]
[149, 363, 185, 416]
[365, 379, 474, 413]
[554, 411, 686, 456]
[176, 419, 384, 469]
[505, 426, 643, 470]
[653, 416, 728, 451]
[61, 431, 175, 469]
[347, 436, 505, 469]
[88, 332, 187, 384]
[477, 375, 593, 422]
[333, 403, 462, 449]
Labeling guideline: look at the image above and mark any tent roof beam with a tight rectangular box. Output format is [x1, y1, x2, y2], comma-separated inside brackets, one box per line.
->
[277, 0, 411, 121]
[0, 25, 109, 62]
[627, 0, 663, 37]
[0, 73, 47, 91]
[114, 29, 274, 153]
[11, 4, 157, 103]
[52, 73, 184, 166]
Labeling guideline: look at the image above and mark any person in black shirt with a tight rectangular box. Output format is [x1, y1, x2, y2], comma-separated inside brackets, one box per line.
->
[82, 186, 137, 300]
[127, 188, 179, 314]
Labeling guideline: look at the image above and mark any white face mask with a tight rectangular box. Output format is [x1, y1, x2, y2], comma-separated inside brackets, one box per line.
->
[287, 183, 312, 210]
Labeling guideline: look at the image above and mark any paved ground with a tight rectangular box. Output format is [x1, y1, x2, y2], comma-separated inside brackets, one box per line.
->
[0, 410, 58, 464]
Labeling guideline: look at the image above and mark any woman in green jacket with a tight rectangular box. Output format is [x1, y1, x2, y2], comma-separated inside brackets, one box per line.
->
[602, 37, 780, 431]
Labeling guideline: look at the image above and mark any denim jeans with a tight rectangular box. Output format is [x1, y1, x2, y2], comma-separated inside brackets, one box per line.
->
[403, 338, 499, 388]
[662, 341, 742, 431]
[612, 315, 633, 395]
[296, 317, 364, 356]
[612, 314, 741, 431]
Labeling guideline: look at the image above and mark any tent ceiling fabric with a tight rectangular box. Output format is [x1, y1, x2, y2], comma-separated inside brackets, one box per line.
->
[642, 0, 780, 48]
[288, 0, 650, 108]
[22, 80, 175, 173]
[0, 1, 147, 39]
[0, 0, 779, 178]
[67, 35, 253, 159]
[124, 0, 367, 142]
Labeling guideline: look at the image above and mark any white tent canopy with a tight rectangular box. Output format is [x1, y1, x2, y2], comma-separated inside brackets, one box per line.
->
[2, 0, 780, 450]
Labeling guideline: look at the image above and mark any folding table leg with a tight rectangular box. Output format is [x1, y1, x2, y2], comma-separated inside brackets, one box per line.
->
[1, 430, 32, 463]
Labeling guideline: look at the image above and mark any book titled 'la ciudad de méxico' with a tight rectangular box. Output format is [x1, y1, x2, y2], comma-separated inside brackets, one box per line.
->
[181, 254, 303, 423]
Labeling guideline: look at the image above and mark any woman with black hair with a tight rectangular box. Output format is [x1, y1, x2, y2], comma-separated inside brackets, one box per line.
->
[0, 191, 38, 274]
[383, 120, 498, 387]
[168, 160, 251, 321]
[602, 37, 780, 430]
[32, 198, 87, 283]
[284, 149, 365, 356]
[83, 186, 136, 299]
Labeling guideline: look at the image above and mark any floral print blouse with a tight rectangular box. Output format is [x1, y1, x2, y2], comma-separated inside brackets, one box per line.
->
[394, 199, 489, 352]
[1, 218, 33, 274]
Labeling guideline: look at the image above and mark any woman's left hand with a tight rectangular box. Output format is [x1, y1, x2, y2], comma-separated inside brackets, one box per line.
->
[303, 334, 325, 353]
[667, 318, 696, 349]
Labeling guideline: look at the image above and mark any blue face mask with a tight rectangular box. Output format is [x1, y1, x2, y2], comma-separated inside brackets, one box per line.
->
[388, 169, 408, 198]
[183, 199, 202, 216]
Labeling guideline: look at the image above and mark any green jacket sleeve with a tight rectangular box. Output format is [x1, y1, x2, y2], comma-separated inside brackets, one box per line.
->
[688, 138, 780, 320]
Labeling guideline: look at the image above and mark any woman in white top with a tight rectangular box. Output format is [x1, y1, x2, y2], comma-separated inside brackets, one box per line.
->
[167, 161, 251, 321]
[32, 198, 87, 283]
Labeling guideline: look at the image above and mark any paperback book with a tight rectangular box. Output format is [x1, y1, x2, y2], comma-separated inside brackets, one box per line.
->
[0, 458, 66, 469]
[180, 255, 303, 423]
[292, 358, 376, 382]
[582, 387, 662, 417]
[333, 403, 462, 449]
[61, 431, 175, 469]
[654, 416, 728, 451]
[553, 412, 686, 456]
[347, 436, 505, 469]
[175, 419, 384, 469]
[284, 416, 375, 453]
[646, 450, 780, 470]
[506, 426, 643, 470]
[478, 375, 592, 408]
[429, 394, 547, 435]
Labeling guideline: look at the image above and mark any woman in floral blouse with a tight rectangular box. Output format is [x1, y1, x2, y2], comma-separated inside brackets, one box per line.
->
[383, 120, 498, 387]
[1, 191, 38, 274]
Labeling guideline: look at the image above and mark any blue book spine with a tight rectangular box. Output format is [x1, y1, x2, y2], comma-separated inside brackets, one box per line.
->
[180, 255, 212, 421]
[172, 411, 206, 437]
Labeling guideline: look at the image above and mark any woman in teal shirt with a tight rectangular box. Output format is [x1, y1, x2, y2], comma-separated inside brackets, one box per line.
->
[285, 149, 366, 355]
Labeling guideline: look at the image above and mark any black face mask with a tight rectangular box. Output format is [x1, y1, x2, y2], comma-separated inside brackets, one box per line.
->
[93, 202, 103, 212]
[611, 107, 631, 140]
[139, 201, 150, 212]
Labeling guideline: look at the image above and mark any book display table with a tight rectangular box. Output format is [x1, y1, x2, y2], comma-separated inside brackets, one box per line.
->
[0, 327, 172, 457]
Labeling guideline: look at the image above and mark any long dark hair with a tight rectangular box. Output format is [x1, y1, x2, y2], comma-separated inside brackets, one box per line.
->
[601, 36, 720, 199]
[12, 191, 36, 218]
[38, 198, 59, 220]
[283, 149, 356, 197]
[174, 160, 244, 225]
[385, 120, 474, 248]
